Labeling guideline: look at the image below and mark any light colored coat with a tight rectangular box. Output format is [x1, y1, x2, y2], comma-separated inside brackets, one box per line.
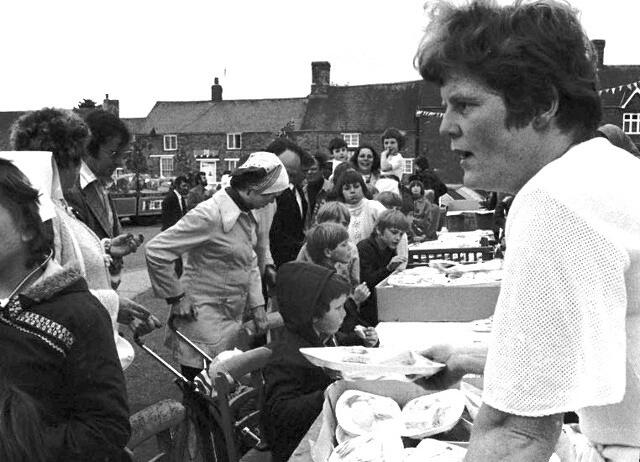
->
[146, 189, 264, 367]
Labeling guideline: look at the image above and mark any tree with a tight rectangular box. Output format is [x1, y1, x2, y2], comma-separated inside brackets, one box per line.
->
[275, 120, 296, 141]
[126, 140, 150, 174]
[173, 148, 197, 177]
[77, 98, 98, 109]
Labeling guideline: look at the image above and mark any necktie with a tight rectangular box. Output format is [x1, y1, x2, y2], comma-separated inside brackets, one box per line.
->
[180, 196, 187, 216]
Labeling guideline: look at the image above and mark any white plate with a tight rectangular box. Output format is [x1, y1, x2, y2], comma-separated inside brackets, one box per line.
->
[400, 389, 466, 438]
[335, 390, 403, 436]
[300, 346, 445, 378]
[413, 438, 467, 461]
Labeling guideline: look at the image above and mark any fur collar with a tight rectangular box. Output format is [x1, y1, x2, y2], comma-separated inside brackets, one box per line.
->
[21, 262, 83, 303]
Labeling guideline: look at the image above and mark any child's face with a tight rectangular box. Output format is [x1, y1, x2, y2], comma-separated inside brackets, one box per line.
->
[328, 239, 351, 264]
[313, 294, 347, 336]
[332, 147, 349, 162]
[342, 183, 364, 205]
[383, 138, 399, 154]
[378, 227, 403, 250]
[410, 186, 422, 196]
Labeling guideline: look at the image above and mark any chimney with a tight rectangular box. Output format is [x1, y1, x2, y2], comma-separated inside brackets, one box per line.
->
[211, 77, 223, 102]
[102, 94, 120, 117]
[310, 61, 330, 98]
[592, 39, 605, 69]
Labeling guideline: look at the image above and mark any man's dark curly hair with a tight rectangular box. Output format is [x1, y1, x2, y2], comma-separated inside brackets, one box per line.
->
[84, 110, 131, 158]
[10, 108, 89, 169]
[0, 159, 52, 268]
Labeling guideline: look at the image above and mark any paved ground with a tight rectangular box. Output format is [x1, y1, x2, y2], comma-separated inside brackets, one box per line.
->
[119, 221, 182, 415]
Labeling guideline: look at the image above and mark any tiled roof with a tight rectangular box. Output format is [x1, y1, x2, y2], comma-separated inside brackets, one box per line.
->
[122, 117, 147, 135]
[141, 98, 308, 134]
[300, 80, 442, 131]
[0, 111, 24, 150]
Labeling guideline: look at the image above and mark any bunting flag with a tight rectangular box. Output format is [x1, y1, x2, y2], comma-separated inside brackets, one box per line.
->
[415, 110, 444, 118]
[598, 79, 640, 95]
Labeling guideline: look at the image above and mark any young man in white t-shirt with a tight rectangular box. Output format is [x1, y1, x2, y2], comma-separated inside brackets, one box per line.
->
[415, 1, 640, 461]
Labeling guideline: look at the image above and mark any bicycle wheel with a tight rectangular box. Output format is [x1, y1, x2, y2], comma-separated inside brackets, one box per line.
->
[128, 398, 218, 462]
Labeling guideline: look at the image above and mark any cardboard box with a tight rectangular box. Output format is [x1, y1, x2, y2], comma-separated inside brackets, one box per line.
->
[376, 279, 500, 322]
[311, 380, 470, 462]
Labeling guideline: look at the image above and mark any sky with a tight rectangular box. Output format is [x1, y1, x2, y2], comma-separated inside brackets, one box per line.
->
[2, 0, 640, 118]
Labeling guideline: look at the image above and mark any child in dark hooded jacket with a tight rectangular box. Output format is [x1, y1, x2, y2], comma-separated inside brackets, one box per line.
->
[262, 262, 375, 462]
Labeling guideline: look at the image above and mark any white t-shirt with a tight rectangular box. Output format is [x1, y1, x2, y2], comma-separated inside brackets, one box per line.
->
[483, 137, 640, 446]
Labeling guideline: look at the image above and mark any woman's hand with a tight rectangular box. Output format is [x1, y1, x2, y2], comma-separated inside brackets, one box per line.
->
[170, 295, 197, 322]
[118, 296, 162, 336]
[357, 326, 378, 347]
[252, 305, 269, 334]
[109, 233, 144, 257]
[419, 343, 488, 390]
[352, 283, 370, 304]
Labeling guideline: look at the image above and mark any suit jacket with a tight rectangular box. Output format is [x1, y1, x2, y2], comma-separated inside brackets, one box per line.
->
[269, 185, 307, 268]
[66, 183, 122, 240]
[161, 190, 186, 231]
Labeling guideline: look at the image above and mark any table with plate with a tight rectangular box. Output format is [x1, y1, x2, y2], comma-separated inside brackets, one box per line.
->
[287, 321, 491, 462]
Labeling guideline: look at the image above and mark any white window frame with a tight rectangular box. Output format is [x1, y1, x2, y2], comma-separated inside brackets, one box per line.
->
[159, 155, 174, 178]
[163, 134, 178, 151]
[226, 133, 242, 150]
[403, 158, 414, 175]
[226, 158, 240, 172]
[623, 113, 640, 134]
[341, 133, 360, 148]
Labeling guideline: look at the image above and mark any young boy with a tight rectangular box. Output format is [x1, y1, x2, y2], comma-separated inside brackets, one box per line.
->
[305, 222, 378, 341]
[357, 209, 410, 325]
[262, 262, 378, 462]
[327, 137, 350, 175]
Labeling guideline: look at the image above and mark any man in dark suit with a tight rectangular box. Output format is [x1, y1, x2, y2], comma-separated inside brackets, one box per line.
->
[161, 175, 190, 276]
[265, 139, 314, 269]
[67, 109, 140, 288]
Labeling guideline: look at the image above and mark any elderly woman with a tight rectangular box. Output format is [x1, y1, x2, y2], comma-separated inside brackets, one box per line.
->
[348, 144, 380, 194]
[0, 159, 130, 461]
[7, 108, 160, 369]
[146, 152, 289, 380]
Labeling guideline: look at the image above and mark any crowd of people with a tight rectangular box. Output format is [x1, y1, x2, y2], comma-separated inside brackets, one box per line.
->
[1, 0, 640, 461]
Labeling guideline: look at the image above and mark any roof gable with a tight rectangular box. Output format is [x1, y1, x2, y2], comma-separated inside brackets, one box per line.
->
[141, 98, 307, 135]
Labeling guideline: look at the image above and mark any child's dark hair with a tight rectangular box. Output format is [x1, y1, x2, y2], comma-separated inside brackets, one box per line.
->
[381, 128, 406, 150]
[408, 179, 425, 195]
[328, 137, 347, 153]
[313, 273, 350, 319]
[376, 209, 410, 234]
[0, 377, 47, 462]
[306, 222, 349, 265]
[0, 159, 52, 268]
[333, 169, 372, 202]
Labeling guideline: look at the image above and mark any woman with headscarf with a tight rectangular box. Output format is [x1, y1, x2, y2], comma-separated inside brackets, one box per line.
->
[146, 152, 289, 380]
[0, 159, 129, 461]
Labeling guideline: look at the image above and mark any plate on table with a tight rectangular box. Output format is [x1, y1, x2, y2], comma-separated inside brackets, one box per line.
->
[299, 346, 445, 379]
[400, 389, 466, 438]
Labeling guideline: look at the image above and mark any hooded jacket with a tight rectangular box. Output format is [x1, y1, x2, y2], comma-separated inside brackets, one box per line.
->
[0, 261, 130, 461]
[262, 262, 347, 461]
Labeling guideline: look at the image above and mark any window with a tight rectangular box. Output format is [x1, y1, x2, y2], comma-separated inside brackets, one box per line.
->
[342, 133, 360, 148]
[227, 133, 242, 150]
[226, 158, 239, 172]
[163, 134, 178, 151]
[623, 113, 640, 134]
[159, 156, 174, 177]
[403, 158, 414, 175]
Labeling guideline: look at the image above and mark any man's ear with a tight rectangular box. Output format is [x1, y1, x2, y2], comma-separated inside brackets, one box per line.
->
[21, 227, 36, 243]
[532, 86, 559, 131]
[323, 247, 332, 259]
